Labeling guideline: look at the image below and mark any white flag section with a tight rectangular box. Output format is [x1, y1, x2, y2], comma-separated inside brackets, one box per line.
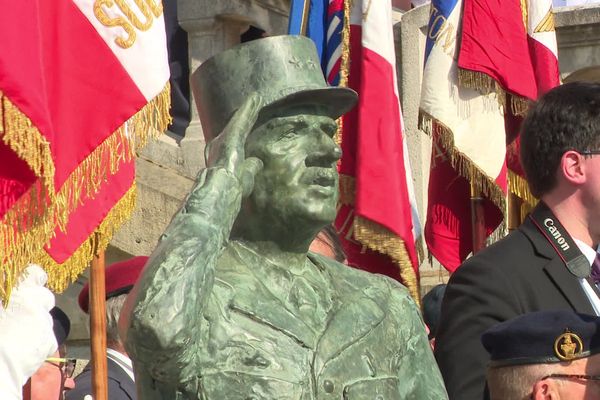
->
[74, 0, 170, 101]
[419, 0, 505, 181]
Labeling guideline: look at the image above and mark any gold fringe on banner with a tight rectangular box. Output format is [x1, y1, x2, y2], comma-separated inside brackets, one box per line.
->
[508, 169, 538, 222]
[333, 0, 352, 146]
[37, 183, 137, 292]
[0, 93, 58, 304]
[339, 174, 421, 306]
[419, 111, 508, 243]
[0, 83, 171, 304]
[457, 69, 531, 117]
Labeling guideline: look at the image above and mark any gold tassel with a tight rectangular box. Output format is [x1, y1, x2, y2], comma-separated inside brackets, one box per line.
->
[37, 183, 137, 292]
[339, 174, 421, 306]
[0, 83, 171, 305]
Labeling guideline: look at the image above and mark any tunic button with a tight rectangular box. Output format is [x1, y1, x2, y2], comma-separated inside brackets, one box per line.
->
[323, 380, 334, 393]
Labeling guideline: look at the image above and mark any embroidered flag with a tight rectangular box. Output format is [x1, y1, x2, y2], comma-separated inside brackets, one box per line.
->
[0, 1, 171, 302]
[289, 0, 422, 302]
[419, 0, 507, 271]
[458, 0, 560, 211]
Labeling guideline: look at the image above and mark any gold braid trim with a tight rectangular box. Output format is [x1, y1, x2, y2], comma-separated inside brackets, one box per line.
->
[36, 183, 137, 292]
[0, 83, 170, 304]
[338, 174, 421, 306]
[419, 111, 507, 233]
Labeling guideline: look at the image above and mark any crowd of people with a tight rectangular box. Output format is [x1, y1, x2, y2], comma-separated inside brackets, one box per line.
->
[3, 80, 600, 400]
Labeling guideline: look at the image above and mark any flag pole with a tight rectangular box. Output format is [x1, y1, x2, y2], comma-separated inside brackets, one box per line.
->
[90, 237, 108, 400]
[470, 179, 486, 254]
[300, 0, 311, 35]
[22, 379, 31, 399]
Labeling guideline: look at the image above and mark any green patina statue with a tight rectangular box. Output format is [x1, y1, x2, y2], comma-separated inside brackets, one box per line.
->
[120, 35, 448, 400]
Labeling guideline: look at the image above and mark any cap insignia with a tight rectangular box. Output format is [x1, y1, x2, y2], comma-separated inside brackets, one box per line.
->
[554, 329, 584, 361]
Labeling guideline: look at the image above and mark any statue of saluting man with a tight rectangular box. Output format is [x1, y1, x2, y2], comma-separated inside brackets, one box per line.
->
[120, 35, 447, 400]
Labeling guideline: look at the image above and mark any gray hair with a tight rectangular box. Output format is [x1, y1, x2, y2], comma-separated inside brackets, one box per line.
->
[487, 364, 564, 400]
[106, 293, 127, 346]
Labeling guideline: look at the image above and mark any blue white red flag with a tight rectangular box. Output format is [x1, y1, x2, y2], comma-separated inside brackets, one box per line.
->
[419, 0, 507, 271]
[288, 0, 344, 85]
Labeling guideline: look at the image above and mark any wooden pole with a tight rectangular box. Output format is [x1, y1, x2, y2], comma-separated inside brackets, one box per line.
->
[470, 180, 486, 254]
[507, 192, 523, 231]
[300, 0, 311, 35]
[90, 245, 108, 400]
[22, 379, 31, 400]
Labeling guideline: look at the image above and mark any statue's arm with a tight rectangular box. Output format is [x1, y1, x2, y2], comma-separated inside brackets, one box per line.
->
[392, 286, 449, 399]
[119, 96, 263, 386]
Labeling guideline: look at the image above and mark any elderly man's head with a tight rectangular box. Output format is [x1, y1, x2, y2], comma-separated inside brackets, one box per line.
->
[30, 306, 75, 400]
[483, 310, 600, 400]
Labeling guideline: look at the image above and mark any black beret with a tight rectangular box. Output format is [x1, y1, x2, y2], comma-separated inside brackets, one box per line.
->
[482, 310, 600, 368]
[50, 306, 71, 346]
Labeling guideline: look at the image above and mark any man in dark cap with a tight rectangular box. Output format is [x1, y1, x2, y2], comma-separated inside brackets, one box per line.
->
[120, 36, 447, 399]
[483, 310, 600, 399]
[66, 256, 147, 400]
[30, 306, 75, 400]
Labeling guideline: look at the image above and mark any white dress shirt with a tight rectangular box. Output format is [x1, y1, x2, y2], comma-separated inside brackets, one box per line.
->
[574, 238, 600, 316]
[106, 348, 135, 382]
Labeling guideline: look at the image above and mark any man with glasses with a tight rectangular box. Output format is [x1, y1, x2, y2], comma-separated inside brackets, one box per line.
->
[30, 306, 76, 400]
[483, 310, 600, 399]
[435, 81, 600, 400]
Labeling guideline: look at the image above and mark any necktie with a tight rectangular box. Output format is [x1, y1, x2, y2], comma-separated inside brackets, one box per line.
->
[591, 253, 600, 285]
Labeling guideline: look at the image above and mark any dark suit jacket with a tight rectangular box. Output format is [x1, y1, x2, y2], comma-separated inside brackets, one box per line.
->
[66, 357, 136, 400]
[434, 216, 596, 400]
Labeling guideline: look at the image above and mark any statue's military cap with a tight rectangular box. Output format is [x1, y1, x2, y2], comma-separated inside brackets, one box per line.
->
[191, 35, 358, 142]
[482, 310, 600, 367]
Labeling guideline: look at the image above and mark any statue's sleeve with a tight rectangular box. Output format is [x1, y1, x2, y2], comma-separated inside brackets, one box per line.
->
[124, 167, 242, 386]
[392, 286, 449, 400]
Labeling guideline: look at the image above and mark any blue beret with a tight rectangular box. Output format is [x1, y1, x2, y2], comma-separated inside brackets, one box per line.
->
[482, 310, 600, 367]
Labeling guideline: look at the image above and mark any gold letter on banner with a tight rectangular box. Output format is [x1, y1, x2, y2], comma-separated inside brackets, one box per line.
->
[94, 0, 164, 49]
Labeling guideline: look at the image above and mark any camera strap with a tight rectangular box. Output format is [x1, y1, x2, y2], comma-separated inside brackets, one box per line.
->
[528, 202, 592, 279]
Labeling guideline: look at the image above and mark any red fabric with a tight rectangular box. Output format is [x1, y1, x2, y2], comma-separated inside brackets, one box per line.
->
[44, 160, 135, 263]
[336, 24, 418, 283]
[0, 1, 146, 269]
[424, 134, 505, 271]
[458, 0, 537, 100]
[78, 254, 148, 313]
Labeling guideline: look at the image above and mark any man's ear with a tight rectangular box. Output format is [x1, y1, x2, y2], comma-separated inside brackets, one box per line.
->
[532, 379, 559, 400]
[560, 150, 586, 186]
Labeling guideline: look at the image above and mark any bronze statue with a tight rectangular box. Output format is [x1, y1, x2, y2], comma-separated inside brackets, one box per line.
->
[120, 35, 448, 399]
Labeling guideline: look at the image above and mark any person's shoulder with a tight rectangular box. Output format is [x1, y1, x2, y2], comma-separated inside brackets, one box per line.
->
[454, 227, 537, 277]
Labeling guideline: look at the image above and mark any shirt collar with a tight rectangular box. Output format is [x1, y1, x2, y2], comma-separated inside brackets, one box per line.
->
[106, 348, 134, 381]
[573, 238, 597, 266]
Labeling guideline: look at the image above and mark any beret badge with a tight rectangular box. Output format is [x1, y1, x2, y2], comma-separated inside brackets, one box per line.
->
[554, 329, 584, 361]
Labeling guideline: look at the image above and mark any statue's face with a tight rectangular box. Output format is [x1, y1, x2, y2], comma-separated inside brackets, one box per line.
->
[246, 105, 341, 226]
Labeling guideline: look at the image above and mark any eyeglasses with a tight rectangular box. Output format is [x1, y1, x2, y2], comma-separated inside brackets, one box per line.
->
[541, 373, 600, 382]
[45, 357, 77, 378]
[578, 150, 600, 157]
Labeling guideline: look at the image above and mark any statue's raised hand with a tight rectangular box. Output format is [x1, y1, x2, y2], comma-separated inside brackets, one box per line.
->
[205, 95, 263, 197]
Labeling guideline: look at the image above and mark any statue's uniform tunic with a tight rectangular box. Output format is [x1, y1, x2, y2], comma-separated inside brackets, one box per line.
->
[127, 168, 447, 400]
